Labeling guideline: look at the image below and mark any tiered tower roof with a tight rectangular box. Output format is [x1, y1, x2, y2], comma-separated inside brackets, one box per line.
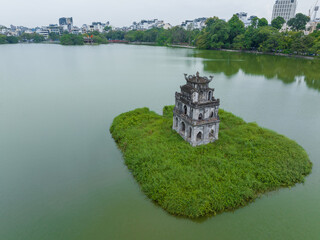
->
[184, 72, 213, 84]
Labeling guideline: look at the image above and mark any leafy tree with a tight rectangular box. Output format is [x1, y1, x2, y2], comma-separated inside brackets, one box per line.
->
[0, 34, 6, 44]
[259, 32, 282, 52]
[143, 28, 160, 42]
[60, 34, 84, 45]
[156, 30, 170, 45]
[232, 34, 245, 49]
[104, 26, 112, 32]
[196, 32, 211, 49]
[271, 16, 286, 30]
[20, 33, 32, 41]
[90, 31, 100, 36]
[196, 17, 230, 49]
[49, 32, 60, 41]
[290, 32, 314, 54]
[228, 14, 245, 44]
[20, 33, 45, 43]
[310, 37, 320, 55]
[287, 13, 310, 31]
[258, 18, 269, 28]
[251, 17, 259, 28]
[6, 36, 19, 43]
[242, 25, 259, 49]
[245, 26, 278, 50]
[32, 34, 45, 43]
[105, 30, 125, 40]
[209, 20, 230, 48]
[205, 17, 219, 28]
[186, 29, 200, 46]
[125, 30, 144, 42]
[91, 34, 108, 44]
[167, 26, 188, 44]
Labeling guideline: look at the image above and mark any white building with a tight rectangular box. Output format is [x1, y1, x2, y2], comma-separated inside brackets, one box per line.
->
[48, 24, 62, 35]
[181, 18, 207, 30]
[0, 25, 8, 34]
[59, 17, 73, 32]
[81, 22, 109, 33]
[81, 24, 89, 34]
[36, 27, 49, 38]
[162, 23, 172, 30]
[236, 12, 248, 23]
[130, 19, 165, 30]
[71, 27, 81, 35]
[235, 13, 257, 27]
[272, 0, 297, 22]
[236, 12, 251, 27]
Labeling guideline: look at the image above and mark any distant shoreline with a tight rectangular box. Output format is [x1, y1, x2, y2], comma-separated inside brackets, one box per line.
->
[165, 44, 317, 60]
[1, 41, 317, 60]
[109, 42, 317, 60]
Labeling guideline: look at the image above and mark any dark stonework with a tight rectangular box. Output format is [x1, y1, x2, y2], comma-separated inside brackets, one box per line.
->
[173, 72, 220, 146]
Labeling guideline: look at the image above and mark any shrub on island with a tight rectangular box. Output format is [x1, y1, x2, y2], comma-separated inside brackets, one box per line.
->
[110, 106, 312, 218]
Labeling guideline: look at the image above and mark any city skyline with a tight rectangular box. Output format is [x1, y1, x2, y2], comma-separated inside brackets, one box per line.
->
[0, 0, 317, 28]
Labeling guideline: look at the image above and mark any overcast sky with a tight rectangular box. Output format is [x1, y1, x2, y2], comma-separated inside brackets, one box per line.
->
[1, 0, 318, 28]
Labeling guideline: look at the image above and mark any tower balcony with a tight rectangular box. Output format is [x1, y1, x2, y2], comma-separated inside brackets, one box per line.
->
[176, 92, 220, 107]
[173, 108, 220, 126]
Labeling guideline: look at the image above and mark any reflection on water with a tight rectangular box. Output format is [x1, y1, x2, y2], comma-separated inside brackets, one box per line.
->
[1, 44, 320, 240]
[192, 50, 320, 92]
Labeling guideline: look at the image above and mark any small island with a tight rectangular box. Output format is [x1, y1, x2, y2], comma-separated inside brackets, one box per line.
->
[110, 106, 312, 218]
[110, 73, 312, 218]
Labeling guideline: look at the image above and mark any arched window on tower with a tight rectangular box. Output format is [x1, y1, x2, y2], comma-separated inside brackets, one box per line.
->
[210, 112, 214, 118]
[208, 91, 212, 101]
[189, 127, 192, 138]
[209, 129, 214, 138]
[197, 132, 202, 141]
[175, 117, 178, 128]
[181, 122, 186, 134]
[198, 113, 203, 120]
[184, 105, 187, 115]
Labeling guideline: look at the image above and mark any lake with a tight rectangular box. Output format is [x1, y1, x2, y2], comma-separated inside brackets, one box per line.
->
[0, 44, 320, 240]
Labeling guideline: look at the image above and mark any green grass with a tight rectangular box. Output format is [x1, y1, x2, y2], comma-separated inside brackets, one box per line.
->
[110, 106, 312, 218]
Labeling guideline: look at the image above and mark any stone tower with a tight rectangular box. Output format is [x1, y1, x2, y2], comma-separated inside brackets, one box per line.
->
[173, 72, 220, 146]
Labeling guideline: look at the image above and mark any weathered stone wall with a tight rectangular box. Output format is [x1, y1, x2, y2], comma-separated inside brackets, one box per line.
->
[173, 73, 220, 146]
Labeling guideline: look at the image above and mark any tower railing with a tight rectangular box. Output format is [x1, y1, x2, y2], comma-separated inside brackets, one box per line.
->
[173, 108, 219, 126]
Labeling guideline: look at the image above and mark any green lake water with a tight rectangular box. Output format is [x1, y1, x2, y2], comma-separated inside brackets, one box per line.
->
[0, 44, 320, 240]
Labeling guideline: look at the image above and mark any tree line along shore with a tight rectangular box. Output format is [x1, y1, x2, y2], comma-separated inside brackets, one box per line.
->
[1, 14, 319, 57]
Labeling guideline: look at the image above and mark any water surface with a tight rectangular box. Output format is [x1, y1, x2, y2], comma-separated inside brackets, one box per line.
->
[0, 44, 319, 240]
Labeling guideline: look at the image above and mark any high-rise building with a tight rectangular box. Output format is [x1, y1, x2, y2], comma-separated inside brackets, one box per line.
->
[236, 12, 248, 23]
[272, 0, 297, 22]
[235, 12, 256, 27]
[59, 17, 73, 32]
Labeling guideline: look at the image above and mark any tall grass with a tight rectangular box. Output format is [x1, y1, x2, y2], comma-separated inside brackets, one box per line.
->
[110, 106, 312, 218]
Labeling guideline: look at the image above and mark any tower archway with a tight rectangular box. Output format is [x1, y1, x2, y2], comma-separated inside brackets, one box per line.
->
[184, 105, 187, 115]
[209, 129, 214, 138]
[197, 132, 202, 141]
[181, 122, 186, 134]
